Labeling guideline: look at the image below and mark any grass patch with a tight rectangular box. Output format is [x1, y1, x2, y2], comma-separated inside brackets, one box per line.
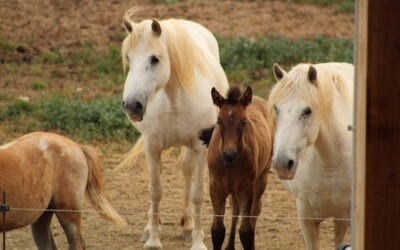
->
[0, 37, 19, 51]
[0, 34, 353, 143]
[31, 80, 47, 90]
[269, 0, 354, 13]
[0, 96, 139, 143]
[218, 35, 353, 86]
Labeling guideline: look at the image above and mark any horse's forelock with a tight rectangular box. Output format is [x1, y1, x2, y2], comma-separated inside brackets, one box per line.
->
[226, 86, 242, 105]
[268, 63, 342, 134]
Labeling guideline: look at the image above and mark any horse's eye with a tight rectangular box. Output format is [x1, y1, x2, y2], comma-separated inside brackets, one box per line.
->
[241, 119, 247, 126]
[302, 107, 312, 116]
[150, 55, 159, 65]
[216, 118, 221, 125]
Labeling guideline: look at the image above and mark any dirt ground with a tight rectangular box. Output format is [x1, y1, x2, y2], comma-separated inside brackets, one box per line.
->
[1, 0, 353, 249]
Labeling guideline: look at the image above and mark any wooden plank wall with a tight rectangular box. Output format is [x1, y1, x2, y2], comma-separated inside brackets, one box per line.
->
[355, 0, 400, 249]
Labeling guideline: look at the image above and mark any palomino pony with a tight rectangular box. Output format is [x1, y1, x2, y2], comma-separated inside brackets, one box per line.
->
[120, 9, 229, 250]
[268, 62, 354, 250]
[199, 86, 273, 250]
[0, 132, 126, 250]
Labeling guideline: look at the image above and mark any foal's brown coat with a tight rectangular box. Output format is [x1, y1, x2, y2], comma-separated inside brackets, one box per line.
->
[205, 86, 273, 250]
[0, 132, 125, 250]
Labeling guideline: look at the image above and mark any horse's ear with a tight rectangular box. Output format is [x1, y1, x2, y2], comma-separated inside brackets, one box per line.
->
[273, 63, 286, 81]
[123, 19, 133, 33]
[240, 86, 253, 107]
[308, 66, 318, 86]
[211, 87, 224, 107]
[151, 20, 162, 36]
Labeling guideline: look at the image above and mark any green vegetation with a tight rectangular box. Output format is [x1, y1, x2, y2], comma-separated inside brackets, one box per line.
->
[151, 0, 181, 4]
[0, 34, 353, 143]
[0, 37, 20, 51]
[289, 0, 355, 13]
[0, 96, 138, 143]
[219, 35, 353, 88]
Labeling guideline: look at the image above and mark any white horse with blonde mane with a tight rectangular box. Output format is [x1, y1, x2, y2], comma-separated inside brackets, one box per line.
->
[120, 9, 229, 250]
[268, 62, 354, 250]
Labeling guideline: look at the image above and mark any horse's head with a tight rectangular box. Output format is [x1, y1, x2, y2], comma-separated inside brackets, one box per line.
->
[121, 18, 170, 122]
[269, 63, 321, 180]
[212, 86, 252, 166]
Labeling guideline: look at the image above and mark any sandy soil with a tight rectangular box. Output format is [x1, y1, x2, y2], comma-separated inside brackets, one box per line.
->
[0, 0, 353, 249]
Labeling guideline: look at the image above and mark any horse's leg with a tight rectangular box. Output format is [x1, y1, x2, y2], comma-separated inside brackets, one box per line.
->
[210, 181, 227, 250]
[250, 172, 268, 230]
[31, 210, 57, 250]
[180, 147, 194, 241]
[296, 200, 320, 250]
[225, 195, 239, 250]
[143, 140, 163, 250]
[334, 219, 349, 248]
[55, 211, 85, 250]
[239, 191, 255, 250]
[190, 146, 207, 250]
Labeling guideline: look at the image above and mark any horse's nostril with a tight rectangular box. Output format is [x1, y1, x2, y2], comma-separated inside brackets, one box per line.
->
[223, 150, 238, 164]
[134, 102, 143, 113]
[124, 101, 144, 115]
[287, 159, 294, 169]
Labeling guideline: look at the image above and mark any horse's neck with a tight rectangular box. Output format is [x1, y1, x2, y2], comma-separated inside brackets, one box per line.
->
[313, 99, 352, 166]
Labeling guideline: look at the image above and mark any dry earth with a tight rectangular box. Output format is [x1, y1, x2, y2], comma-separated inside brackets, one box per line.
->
[0, 0, 353, 249]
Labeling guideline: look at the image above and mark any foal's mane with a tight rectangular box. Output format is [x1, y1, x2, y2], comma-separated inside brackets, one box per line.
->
[268, 63, 351, 133]
[121, 9, 209, 93]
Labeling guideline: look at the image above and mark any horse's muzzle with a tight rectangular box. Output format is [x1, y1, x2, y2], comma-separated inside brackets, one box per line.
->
[272, 156, 297, 180]
[223, 149, 238, 166]
[122, 100, 145, 122]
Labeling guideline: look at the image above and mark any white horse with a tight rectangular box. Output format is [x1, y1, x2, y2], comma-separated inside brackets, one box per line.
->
[268, 62, 354, 250]
[120, 9, 229, 250]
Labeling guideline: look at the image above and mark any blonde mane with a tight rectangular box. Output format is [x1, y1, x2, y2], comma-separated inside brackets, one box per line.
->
[121, 10, 209, 93]
[267, 63, 351, 134]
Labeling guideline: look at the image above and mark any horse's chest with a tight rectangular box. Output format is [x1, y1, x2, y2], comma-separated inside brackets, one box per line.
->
[287, 166, 351, 216]
[135, 99, 216, 148]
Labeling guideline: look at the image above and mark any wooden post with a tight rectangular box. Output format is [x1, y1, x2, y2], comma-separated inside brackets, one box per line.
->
[355, 0, 400, 249]
[353, 0, 367, 249]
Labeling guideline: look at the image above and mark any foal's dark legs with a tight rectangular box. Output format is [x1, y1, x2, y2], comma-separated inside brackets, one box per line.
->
[31, 211, 57, 250]
[239, 194, 255, 250]
[225, 196, 239, 250]
[210, 184, 227, 250]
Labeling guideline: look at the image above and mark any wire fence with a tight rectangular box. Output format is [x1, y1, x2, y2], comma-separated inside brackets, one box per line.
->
[0, 188, 351, 250]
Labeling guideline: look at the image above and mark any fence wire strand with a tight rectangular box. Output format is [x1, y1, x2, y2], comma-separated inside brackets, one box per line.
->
[8, 207, 350, 221]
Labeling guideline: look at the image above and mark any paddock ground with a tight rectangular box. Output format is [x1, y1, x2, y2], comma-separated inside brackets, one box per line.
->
[1, 0, 353, 249]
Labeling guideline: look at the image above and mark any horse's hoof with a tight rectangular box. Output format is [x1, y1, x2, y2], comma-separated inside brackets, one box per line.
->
[190, 242, 207, 250]
[144, 239, 163, 250]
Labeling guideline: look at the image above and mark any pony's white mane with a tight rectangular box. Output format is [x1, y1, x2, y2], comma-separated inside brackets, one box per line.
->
[121, 9, 209, 93]
[268, 63, 352, 133]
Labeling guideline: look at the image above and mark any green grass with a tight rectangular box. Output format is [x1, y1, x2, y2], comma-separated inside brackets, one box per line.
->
[0, 37, 19, 51]
[0, 34, 353, 143]
[0, 96, 139, 143]
[218, 35, 353, 87]
[282, 0, 354, 13]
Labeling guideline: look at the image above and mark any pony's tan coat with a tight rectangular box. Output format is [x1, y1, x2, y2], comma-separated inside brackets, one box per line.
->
[0, 132, 125, 248]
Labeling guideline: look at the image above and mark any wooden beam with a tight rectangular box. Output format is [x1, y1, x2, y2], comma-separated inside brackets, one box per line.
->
[353, 0, 367, 248]
[362, 0, 400, 249]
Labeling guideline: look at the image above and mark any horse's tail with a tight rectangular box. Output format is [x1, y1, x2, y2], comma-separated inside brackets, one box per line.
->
[198, 125, 215, 147]
[114, 136, 145, 171]
[81, 145, 127, 226]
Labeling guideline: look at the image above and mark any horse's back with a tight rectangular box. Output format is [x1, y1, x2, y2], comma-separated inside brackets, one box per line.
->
[0, 132, 89, 231]
[318, 62, 354, 95]
[247, 96, 273, 171]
